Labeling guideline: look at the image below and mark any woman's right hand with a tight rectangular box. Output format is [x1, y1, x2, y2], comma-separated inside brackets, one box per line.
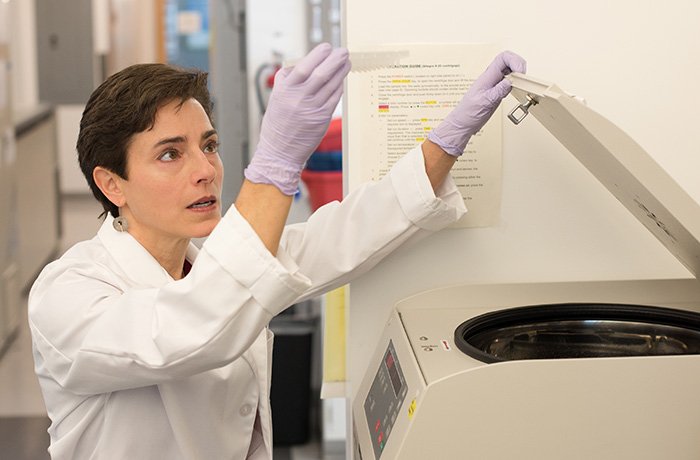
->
[244, 43, 351, 195]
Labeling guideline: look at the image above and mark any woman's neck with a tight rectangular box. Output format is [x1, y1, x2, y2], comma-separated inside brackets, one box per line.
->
[129, 228, 190, 280]
[156, 243, 190, 280]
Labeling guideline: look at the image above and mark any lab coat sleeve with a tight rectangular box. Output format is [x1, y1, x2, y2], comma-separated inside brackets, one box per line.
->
[280, 144, 467, 301]
[28, 209, 312, 396]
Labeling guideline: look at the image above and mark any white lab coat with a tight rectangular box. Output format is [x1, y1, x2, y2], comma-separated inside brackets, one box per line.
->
[28, 145, 466, 459]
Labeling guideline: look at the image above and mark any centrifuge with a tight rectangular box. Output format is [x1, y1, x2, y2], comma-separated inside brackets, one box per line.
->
[353, 74, 700, 460]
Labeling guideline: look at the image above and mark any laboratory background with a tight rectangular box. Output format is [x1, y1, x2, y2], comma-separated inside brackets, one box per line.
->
[1, 1, 700, 459]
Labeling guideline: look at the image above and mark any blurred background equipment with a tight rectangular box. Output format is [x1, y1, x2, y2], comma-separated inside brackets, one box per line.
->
[0, 0, 20, 357]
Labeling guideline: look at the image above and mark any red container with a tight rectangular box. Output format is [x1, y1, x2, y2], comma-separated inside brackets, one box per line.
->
[316, 118, 342, 152]
[301, 169, 343, 211]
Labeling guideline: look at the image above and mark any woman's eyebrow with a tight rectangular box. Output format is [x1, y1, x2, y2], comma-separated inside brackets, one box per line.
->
[202, 129, 218, 140]
[153, 136, 186, 148]
[152, 130, 217, 148]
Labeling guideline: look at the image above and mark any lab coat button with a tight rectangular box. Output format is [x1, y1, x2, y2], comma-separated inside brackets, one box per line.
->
[240, 404, 253, 416]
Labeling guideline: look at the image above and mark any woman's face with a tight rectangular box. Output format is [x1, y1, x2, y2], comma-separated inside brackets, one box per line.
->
[118, 98, 224, 242]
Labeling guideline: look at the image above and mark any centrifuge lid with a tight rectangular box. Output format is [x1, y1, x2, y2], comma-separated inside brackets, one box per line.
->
[454, 303, 700, 363]
[508, 73, 700, 279]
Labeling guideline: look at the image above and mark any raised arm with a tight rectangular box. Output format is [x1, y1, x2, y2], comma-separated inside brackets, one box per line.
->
[236, 43, 351, 255]
[274, 52, 527, 299]
[424, 51, 527, 190]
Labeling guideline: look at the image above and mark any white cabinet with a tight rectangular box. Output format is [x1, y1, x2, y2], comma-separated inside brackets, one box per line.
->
[15, 107, 61, 287]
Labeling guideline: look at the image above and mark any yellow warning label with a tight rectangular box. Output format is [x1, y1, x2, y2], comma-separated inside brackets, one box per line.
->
[408, 399, 417, 420]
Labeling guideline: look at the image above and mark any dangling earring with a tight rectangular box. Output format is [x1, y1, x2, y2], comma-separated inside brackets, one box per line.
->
[113, 216, 129, 232]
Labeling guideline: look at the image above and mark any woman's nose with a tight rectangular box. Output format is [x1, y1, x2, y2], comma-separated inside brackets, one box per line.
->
[191, 150, 217, 184]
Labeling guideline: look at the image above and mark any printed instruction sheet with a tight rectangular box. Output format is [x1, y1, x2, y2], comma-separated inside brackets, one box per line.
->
[346, 44, 503, 227]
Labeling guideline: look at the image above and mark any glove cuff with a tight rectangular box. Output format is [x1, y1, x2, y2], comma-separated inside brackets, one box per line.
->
[244, 155, 304, 196]
[427, 130, 468, 157]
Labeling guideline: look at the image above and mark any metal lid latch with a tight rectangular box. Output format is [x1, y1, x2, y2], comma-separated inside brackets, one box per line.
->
[508, 95, 538, 125]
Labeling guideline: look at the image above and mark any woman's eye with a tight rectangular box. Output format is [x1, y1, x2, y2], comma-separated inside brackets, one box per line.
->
[203, 141, 220, 154]
[159, 149, 180, 161]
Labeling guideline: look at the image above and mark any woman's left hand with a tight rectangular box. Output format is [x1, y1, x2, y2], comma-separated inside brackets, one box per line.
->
[427, 51, 527, 156]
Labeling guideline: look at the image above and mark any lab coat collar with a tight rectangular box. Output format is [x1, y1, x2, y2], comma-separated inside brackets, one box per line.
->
[98, 215, 200, 287]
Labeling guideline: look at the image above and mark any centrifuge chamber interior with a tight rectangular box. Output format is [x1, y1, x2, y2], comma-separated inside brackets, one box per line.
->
[352, 74, 700, 460]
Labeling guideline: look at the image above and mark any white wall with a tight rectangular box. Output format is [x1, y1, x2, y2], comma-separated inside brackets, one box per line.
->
[344, 0, 700, 429]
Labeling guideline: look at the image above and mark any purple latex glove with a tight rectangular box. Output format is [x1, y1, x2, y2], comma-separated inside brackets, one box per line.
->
[427, 51, 527, 156]
[244, 43, 351, 195]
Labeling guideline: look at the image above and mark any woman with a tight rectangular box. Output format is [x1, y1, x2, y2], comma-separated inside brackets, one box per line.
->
[29, 44, 525, 459]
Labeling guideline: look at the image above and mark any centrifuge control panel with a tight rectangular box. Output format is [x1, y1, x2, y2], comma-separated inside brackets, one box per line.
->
[363, 340, 408, 459]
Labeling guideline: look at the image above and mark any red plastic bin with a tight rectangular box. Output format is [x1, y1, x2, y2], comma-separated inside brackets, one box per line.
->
[316, 118, 342, 152]
[301, 169, 342, 211]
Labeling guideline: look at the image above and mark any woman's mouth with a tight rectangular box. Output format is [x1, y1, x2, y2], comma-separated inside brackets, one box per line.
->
[187, 197, 217, 210]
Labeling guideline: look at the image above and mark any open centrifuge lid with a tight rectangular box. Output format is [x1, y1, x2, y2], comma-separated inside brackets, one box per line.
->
[507, 73, 700, 279]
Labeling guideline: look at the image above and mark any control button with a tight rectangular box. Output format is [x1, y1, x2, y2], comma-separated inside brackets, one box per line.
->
[240, 404, 253, 416]
[375, 419, 381, 432]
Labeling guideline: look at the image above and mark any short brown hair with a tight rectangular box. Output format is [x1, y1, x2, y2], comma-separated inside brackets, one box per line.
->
[77, 63, 213, 218]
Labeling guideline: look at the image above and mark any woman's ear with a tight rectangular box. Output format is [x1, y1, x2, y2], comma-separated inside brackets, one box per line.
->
[93, 167, 127, 208]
